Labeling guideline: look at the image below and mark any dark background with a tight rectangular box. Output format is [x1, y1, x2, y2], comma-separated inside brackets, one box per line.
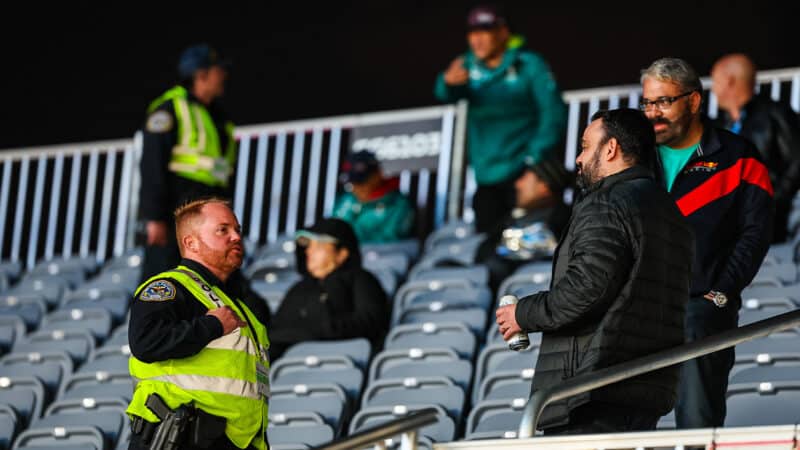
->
[1, 1, 798, 149]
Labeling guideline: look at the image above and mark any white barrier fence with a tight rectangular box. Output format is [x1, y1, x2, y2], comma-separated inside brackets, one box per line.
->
[1, 67, 799, 269]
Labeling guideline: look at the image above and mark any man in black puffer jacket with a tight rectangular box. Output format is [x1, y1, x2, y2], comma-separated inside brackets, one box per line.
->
[268, 218, 389, 360]
[496, 108, 695, 435]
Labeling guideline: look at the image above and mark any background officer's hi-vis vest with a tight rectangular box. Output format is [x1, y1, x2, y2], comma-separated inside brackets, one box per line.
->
[127, 266, 270, 450]
[148, 86, 236, 187]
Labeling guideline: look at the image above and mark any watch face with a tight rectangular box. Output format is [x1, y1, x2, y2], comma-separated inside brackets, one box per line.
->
[715, 293, 727, 307]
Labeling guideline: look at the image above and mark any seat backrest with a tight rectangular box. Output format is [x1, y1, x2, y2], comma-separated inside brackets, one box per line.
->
[478, 369, 535, 402]
[736, 333, 800, 355]
[394, 279, 475, 307]
[398, 305, 487, 337]
[409, 265, 489, 287]
[384, 322, 476, 360]
[269, 384, 347, 431]
[283, 338, 371, 370]
[0, 404, 17, 450]
[497, 273, 551, 299]
[12, 275, 70, 307]
[369, 348, 472, 391]
[349, 405, 454, 443]
[270, 356, 363, 401]
[11, 425, 105, 450]
[61, 288, 130, 324]
[0, 376, 45, 427]
[14, 330, 95, 366]
[361, 376, 465, 421]
[725, 382, 800, 427]
[0, 296, 47, 331]
[58, 371, 133, 403]
[40, 308, 113, 343]
[362, 251, 410, 277]
[0, 350, 73, 397]
[466, 399, 527, 436]
[78, 346, 131, 374]
[730, 365, 800, 384]
[267, 423, 334, 447]
[0, 316, 26, 353]
[474, 343, 539, 404]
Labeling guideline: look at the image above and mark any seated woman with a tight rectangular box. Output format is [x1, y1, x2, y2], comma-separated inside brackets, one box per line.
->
[268, 218, 389, 360]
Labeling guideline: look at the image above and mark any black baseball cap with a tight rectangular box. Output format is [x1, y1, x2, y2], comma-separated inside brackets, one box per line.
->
[467, 5, 506, 30]
[177, 44, 231, 78]
[340, 150, 380, 184]
[295, 218, 358, 250]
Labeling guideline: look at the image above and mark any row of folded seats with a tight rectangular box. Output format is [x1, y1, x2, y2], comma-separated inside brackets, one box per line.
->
[0, 217, 797, 449]
[0, 251, 144, 450]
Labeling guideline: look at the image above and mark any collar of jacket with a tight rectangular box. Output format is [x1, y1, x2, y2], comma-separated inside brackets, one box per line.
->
[181, 258, 224, 287]
[580, 165, 654, 198]
[697, 117, 725, 158]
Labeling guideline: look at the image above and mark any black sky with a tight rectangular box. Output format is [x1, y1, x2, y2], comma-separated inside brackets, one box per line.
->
[1, 1, 798, 149]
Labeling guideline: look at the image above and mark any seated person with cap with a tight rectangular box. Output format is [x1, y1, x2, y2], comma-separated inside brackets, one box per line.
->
[268, 218, 389, 360]
[332, 150, 415, 243]
[475, 156, 573, 292]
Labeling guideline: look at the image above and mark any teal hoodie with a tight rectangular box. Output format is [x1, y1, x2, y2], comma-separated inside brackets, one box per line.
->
[332, 178, 415, 244]
[434, 36, 568, 185]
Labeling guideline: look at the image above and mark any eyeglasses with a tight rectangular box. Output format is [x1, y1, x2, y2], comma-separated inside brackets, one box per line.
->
[638, 91, 695, 111]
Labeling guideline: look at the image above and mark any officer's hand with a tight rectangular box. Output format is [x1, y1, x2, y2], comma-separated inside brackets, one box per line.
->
[444, 57, 469, 86]
[207, 306, 247, 335]
[146, 221, 169, 246]
[496, 304, 522, 341]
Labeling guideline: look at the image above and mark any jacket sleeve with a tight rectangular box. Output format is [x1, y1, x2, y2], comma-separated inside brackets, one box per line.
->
[713, 167, 774, 297]
[514, 200, 633, 332]
[523, 55, 568, 163]
[128, 280, 224, 363]
[324, 271, 389, 341]
[772, 103, 800, 202]
[433, 61, 470, 103]
[139, 104, 177, 222]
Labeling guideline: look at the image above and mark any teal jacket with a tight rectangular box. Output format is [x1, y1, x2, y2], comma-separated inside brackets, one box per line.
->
[332, 179, 415, 243]
[434, 36, 568, 185]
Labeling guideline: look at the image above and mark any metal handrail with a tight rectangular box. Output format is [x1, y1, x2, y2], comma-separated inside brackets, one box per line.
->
[518, 309, 800, 437]
[315, 407, 439, 450]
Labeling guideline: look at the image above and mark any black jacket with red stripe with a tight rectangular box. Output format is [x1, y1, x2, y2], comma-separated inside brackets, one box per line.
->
[654, 122, 775, 311]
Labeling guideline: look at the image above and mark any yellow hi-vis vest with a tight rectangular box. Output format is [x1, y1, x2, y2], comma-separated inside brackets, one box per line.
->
[127, 266, 269, 450]
[148, 86, 237, 187]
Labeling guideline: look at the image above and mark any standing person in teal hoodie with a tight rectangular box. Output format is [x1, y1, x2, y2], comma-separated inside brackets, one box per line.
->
[434, 4, 568, 233]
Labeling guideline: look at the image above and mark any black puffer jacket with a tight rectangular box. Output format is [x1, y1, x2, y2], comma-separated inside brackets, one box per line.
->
[268, 221, 389, 360]
[515, 165, 695, 429]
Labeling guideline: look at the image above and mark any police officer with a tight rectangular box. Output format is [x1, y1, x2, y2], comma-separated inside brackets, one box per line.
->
[139, 43, 237, 282]
[127, 198, 269, 450]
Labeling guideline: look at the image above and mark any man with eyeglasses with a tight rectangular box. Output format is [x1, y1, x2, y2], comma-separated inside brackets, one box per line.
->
[640, 57, 774, 430]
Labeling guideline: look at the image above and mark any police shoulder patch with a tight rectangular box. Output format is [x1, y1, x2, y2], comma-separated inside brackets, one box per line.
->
[146, 110, 174, 133]
[139, 279, 177, 302]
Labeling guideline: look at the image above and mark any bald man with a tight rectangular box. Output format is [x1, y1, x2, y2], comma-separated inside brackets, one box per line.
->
[712, 53, 800, 242]
[127, 198, 271, 450]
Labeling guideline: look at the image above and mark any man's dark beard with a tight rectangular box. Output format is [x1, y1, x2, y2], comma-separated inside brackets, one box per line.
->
[576, 150, 601, 190]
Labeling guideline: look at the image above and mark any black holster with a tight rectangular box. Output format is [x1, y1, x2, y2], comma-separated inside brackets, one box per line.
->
[144, 393, 227, 450]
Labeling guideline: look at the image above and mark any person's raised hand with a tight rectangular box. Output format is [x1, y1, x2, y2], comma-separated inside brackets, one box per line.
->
[444, 57, 469, 86]
[496, 304, 523, 341]
[207, 306, 247, 335]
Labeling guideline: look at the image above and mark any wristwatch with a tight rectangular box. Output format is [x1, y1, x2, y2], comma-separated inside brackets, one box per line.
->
[709, 290, 728, 308]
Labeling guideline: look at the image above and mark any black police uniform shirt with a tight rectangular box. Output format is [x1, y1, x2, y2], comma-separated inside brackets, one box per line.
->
[128, 259, 270, 363]
[139, 93, 235, 225]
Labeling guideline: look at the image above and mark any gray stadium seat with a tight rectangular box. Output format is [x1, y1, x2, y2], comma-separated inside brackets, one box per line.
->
[82, 268, 140, 294]
[28, 259, 92, 289]
[736, 332, 800, 355]
[478, 368, 535, 402]
[465, 398, 528, 439]
[0, 351, 73, 399]
[102, 249, 143, 272]
[57, 371, 132, 403]
[270, 356, 363, 402]
[34, 399, 127, 450]
[283, 338, 371, 370]
[424, 221, 475, 251]
[245, 264, 298, 284]
[474, 343, 540, 404]
[11, 425, 105, 450]
[0, 376, 46, 427]
[741, 283, 800, 302]
[0, 295, 47, 331]
[409, 265, 490, 287]
[0, 404, 18, 450]
[732, 352, 800, 378]
[0, 316, 25, 356]
[657, 409, 676, 429]
[267, 411, 334, 448]
[349, 405, 454, 443]
[384, 322, 476, 360]
[250, 279, 297, 314]
[416, 236, 485, 268]
[0, 262, 23, 284]
[103, 326, 128, 348]
[60, 288, 130, 324]
[14, 330, 95, 366]
[361, 376, 465, 422]
[368, 348, 472, 391]
[253, 235, 296, 261]
[361, 239, 420, 261]
[730, 365, 800, 384]
[365, 267, 397, 297]
[398, 304, 487, 337]
[393, 279, 475, 308]
[39, 308, 113, 343]
[498, 272, 550, 299]
[362, 251, 410, 277]
[401, 286, 492, 312]
[753, 262, 798, 285]
[78, 345, 131, 374]
[7, 275, 69, 309]
[725, 382, 800, 427]
[269, 384, 348, 433]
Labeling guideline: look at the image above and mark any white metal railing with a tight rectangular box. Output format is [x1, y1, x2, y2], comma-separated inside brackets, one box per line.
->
[1, 66, 799, 268]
